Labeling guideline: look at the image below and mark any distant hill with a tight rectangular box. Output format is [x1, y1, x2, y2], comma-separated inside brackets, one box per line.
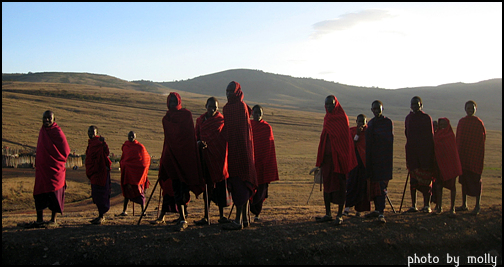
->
[2, 70, 501, 130]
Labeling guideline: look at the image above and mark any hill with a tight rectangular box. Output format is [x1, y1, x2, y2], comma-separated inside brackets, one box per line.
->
[2, 70, 502, 130]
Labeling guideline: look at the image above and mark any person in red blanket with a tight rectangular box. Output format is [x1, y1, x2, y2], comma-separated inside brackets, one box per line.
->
[27, 110, 70, 229]
[310, 95, 357, 226]
[158, 92, 204, 231]
[250, 105, 279, 222]
[194, 97, 232, 226]
[118, 131, 151, 216]
[86, 125, 112, 225]
[432, 118, 462, 217]
[455, 100, 486, 215]
[222, 81, 258, 230]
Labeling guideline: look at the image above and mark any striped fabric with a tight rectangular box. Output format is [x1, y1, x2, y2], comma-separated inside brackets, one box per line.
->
[405, 110, 435, 171]
[350, 125, 367, 167]
[365, 115, 394, 182]
[315, 95, 357, 174]
[222, 82, 257, 191]
[456, 115, 486, 175]
[434, 118, 462, 181]
[251, 119, 279, 185]
[120, 140, 151, 198]
[195, 111, 229, 183]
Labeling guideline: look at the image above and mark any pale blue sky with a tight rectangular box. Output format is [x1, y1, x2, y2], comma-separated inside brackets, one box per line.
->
[2, 2, 502, 89]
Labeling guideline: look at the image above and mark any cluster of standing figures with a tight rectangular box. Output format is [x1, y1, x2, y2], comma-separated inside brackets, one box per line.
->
[26, 81, 485, 231]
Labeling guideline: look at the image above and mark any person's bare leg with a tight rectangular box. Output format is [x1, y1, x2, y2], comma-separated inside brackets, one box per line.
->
[411, 188, 417, 209]
[122, 198, 129, 213]
[50, 211, 57, 223]
[456, 185, 468, 211]
[235, 205, 243, 224]
[36, 210, 44, 223]
[436, 182, 443, 213]
[449, 189, 456, 212]
[324, 193, 332, 217]
[473, 195, 481, 214]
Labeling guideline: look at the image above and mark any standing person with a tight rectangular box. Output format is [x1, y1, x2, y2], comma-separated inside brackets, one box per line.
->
[404, 96, 435, 213]
[26, 110, 70, 228]
[310, 95, 357, 225]
[118, 131, 151, 216]
[222, 81, 258, 230]
[85, 125, 112, 225]
[432, 118, 462, 217]
[158, 92, 204, 231]
[365, 101, 394, 223]
[193, 97, 232, 225]
[250, 104, 280, 222]
[455, 100, 486, 215]
[344, 114, 368, 217]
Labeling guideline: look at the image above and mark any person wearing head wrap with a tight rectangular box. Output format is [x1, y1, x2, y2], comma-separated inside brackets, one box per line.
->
[455, 100, 486, 215]
[27, 110, 70, 229]
[158, 92, 204, 231]
[310, 95, 357, 226]
[222, 81, 257, 230]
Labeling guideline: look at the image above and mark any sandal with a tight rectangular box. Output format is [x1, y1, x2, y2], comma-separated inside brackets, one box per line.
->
[218, 217, 231, 224]
[404, 207, 419, 213]
[365, 211, 380, 218]
[150, 219, 165, 224]
[91, 217, 105, 225]
[455, 206, 468, 212]
[222, 221, 243, 230]
[421, 206, 432, 213]
[23, 221, 45, 229]
[471, 206, 481, 215]
[173, 220, 188, 232]
[194, 218, 209, 226]
[334, 216, 343, 225]
[116, 212, 128, 216]
[315, 215, 333, 222]
[378, 214, 386, 223]
[44, 221, 59, 228]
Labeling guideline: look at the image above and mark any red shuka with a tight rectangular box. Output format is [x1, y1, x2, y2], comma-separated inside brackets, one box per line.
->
[195, 111, 229, 183]
[350, 125, 367, 167]
[34, 122, 70, 195]
[315, 96, 357, 174]
[434, 118, 462, 181]
[85, 136, 112, 187]
[159, 92, 204, 196]
[456, 115, 486, 175]
[222, 81, 257, 190]
[120, 140, 151, 192]
[251, 119, 279, 185]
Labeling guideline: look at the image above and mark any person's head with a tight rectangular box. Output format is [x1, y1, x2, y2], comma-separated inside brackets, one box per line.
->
[410, 96, 422, 113]
[252, 105, 263, 121]
[128, 131, 136, 142]
[88, 125, 98, 139]
[167, 93, 180, 110]
[465, 100, 477, 116]
[356, 114, 367, 129]
[371, 100, 383, 118]
[42, 110, 55, 127]
[438, 118, 448, 130]
[205, 97, 219, 117]
[226, 82, 236, 100]
[325, 95, 336, 113]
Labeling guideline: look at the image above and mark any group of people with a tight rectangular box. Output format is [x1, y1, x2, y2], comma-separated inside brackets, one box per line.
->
[27, 82, 485, 230]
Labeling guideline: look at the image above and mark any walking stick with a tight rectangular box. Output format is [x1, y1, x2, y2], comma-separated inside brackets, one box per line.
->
[156, 184, 162, 219]
[137, 178, 160, 225]
[205, 183, 210, 225]
[386, 195, 396, 213]
[227, 203, 234, 220]
[306, 182, 316, 205]
[399, 172, 410, 213]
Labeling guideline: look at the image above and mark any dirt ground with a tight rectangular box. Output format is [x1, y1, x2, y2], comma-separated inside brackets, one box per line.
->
[2, 168, 502, 265]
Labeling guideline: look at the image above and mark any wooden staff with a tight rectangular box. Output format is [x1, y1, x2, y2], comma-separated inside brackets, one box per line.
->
[399, 172, 410, 213]
[137, 178, 159, 225]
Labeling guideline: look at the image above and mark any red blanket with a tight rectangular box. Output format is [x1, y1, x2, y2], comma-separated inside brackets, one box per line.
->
[85, 136, 112, 187]
[434, 118, 462, 181]
[195, 111, 229, 183]
[159, 92, 204, 196]
[34, 122, 70, 195]
[350, 125, 367, 167]
[120, 140, 151, 189]
[251, 119, 279, 185]
[405, 110, 435, 171]
[316, 96, 357, 174]
[223, 81, 257, 190]
[456, 115, 486, 174]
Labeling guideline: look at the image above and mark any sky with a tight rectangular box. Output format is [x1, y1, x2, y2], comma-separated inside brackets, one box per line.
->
[2, 2, 502, 89]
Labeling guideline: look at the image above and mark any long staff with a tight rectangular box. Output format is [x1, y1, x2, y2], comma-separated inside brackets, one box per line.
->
[156, 184, 162, 219]
[137, 178, 159, 225]
[399, 172, 410, 213]
[386, 195, 396, 213]
[306, 182, 316, 205]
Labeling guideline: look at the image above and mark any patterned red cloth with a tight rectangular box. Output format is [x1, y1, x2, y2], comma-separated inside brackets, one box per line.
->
[315, 95, 357, 174]
[34, 122, 70, 195]
[350, 125, 366, 167]
[120, 140, 151, 198]
[222, 81, 257, 191]
[85, 136, 112, 187]
[159, 92, 204, 196]
[195, 111, 229, 183]
[405, 110, 435, 171]
[251, 119, 279, 185]
[456, 115, 486, 175]
[434, 118, 462, 181]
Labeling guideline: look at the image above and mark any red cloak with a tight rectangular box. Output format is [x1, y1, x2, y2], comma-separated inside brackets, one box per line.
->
[159, 92, 204, 196]
[456, 115, 486, 175]
[34, 122, 71, 195]
[222, 81, 257, 191]
[251, 119, 279, 185]
[350, 125, 367, 168]
[315, 96, 357, 174]
[120, 140, 151, 197]
[434, 118, 463, 181]
[195, 111, 229, 183]
[85, 136, 112, 187]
